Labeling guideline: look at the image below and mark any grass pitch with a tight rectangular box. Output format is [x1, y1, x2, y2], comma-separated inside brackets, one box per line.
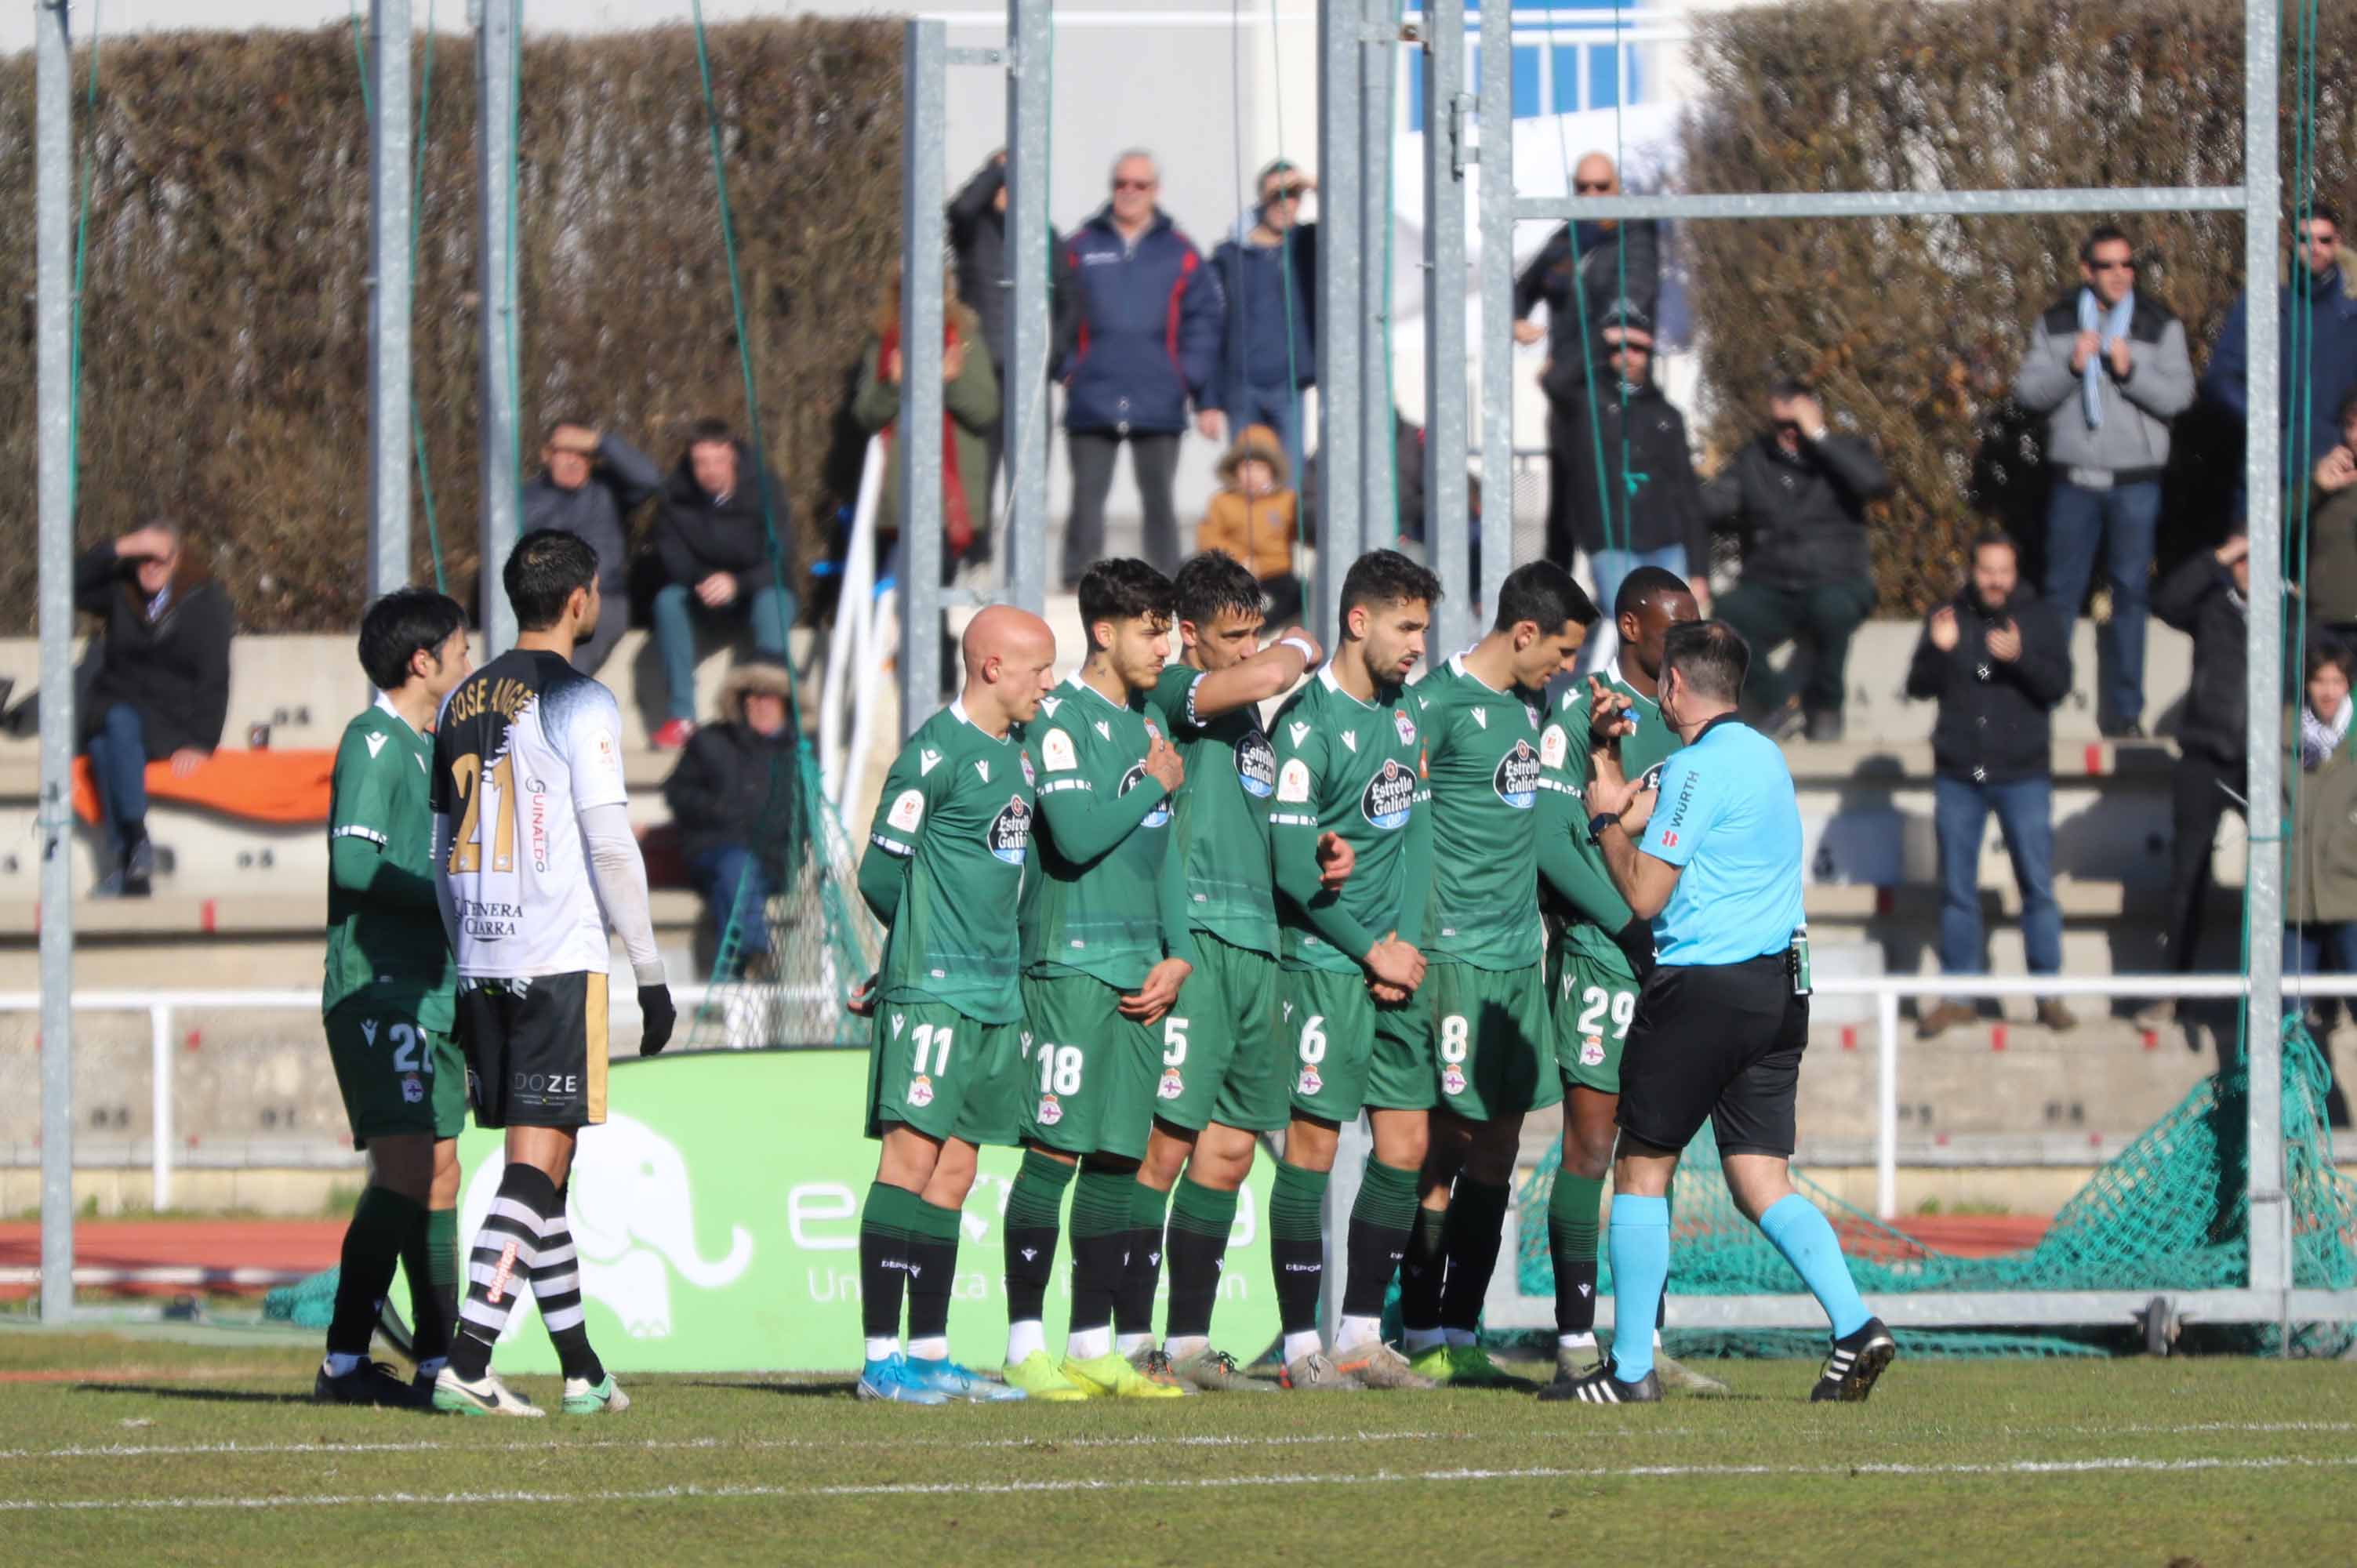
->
[2, 1329, 2352, 1566]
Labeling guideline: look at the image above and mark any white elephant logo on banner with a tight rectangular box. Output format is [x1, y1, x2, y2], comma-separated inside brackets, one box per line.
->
[460, 1110, 754, 1339]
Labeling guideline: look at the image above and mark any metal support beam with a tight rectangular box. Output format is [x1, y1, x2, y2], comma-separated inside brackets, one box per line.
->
[1358, 1, 1395, 554]
[1003, 0, 1051, 618]
[1314, 0, 1364, 648]
[1422, 0, 1471, 652]
[368, 0, 414, 600]
[899, 20, 949, 740]
[1475, 0, 1512, 616]
[1516, 186, 2246, 224]
[35, 0, 75, 1325]
[474, 0, 519, 652]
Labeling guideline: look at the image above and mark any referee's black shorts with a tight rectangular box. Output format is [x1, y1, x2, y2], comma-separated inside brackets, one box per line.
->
[1616, 953, 1807, 1158]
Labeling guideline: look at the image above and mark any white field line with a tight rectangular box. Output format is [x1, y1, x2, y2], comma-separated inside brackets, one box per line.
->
[5, 1454, 2356, 1513]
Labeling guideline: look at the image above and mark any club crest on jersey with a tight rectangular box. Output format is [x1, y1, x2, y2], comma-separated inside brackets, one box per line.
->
[907, 1074, 935, 1109]
[1525, 703, 1542, 730]
[1297, 1065, 1324, 1097]
[1118, 762, 1174, 826]
[1360, 757, 1415, 830]
[1035, 1092, 1064, 1127]
[1237, 728, 1277, 798]
[988, 796, 1033, 865]
[1494, 738, 1541, 809]
[1042, 728, 1077, 771]
[1541, 724, 1570, 769]
[1580, 1036, 1607, 1067]
[1158, 1066, 1186, 1101]
[1393, 709, 1417, 746]
[1020, 750, 1037, 786]
[401, 1073, 424, 1104]
[1440, 1062, 1467, 1098]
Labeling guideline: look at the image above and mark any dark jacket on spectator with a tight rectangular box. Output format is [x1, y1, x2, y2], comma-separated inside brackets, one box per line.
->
[1541, 364, 1706, 576]
[1514, 218, 1662, 365]
[74, 543, 234, 758]
[2203, 249, 2357, 472]
[1206, 222, 1317, 412]
[1701, 430, 1891, 590]
[2286, 701, 2357, 924]
[521, 433, 663, 590]
[946, 162, 1070, 369]
[1905, 582, 2073, 784]
[2152, 550, 2249, 766]
[653, 441, 788, 598]
[661, 657, 801, 869]
[1055, 207, 1224, 435]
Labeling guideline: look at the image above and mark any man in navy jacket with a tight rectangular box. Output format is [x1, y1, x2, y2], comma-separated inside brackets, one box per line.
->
[1055, 150, 1225, 586]
[2203, 203, 2357, 496]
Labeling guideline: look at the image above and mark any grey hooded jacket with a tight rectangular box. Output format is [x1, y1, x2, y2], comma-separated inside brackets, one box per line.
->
[2011, 292, 2195, 481]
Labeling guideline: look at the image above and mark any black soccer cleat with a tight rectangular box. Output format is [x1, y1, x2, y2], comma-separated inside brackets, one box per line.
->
[1536, 1358, 1661, 1404]
[314, 1359, 429, 1408]
[1810, 1317, 1897, 1403]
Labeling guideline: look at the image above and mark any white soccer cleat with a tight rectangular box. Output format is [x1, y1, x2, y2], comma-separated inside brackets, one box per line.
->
[432, 1366, 546, 1417]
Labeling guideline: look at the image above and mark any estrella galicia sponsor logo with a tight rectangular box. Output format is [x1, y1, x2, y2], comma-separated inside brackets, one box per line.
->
[1493, 738, 1541, 809]
[988, 795, 1033, 865]
[1118, 762, 1174, 827]
[1236, 728, 1277, 799]
[1360, 757, 1415, 830]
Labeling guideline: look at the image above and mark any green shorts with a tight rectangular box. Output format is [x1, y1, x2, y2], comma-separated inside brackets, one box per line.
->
[1283, 964, 1434, 1123]
[324, 1000, 467, 1149]
[866, 997, 1025, 1147]
[1019, 971, 1158, 1160]
[1428, 960, 1559, 1120]
[1158, 934, 1289, 1135]
[1553, 946, 1641, 1094]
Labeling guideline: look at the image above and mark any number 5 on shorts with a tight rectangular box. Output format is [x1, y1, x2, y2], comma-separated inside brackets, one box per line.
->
[1163, 1017, 1189, 1065]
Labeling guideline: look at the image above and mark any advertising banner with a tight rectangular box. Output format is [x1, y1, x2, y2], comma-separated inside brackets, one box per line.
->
[456, 1050, 1279, 1374]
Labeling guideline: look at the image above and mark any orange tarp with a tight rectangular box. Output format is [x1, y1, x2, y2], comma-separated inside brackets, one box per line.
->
[70, 750, 336, 827]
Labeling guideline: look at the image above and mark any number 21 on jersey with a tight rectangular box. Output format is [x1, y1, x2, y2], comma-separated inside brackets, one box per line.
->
[446, 753, 518, 874]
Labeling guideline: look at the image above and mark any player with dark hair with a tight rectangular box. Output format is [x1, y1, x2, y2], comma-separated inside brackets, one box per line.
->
[430, 530, 678, 1417]
[1394, 561, 1597, 1388]
[314, 588, 474, 1405]
[1264, 549, 1441, 1391]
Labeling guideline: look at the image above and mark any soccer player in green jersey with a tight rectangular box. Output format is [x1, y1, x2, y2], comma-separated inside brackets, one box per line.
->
[1394, 561, 1598, 1389]
[1131, 552, 1349, 1392]
[1533, 564, 1725, 1394]
[1266, 550, 1440, 1391]
[999, 558, 1196, 1401]
[850, 605, 1058, 1404]
[315, 588, 473, 1405]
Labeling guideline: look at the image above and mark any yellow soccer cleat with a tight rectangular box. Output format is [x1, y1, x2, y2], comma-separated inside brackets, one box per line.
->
[1061, 1350, 1190, 1399]
[1003, 1349, 1091, 1402]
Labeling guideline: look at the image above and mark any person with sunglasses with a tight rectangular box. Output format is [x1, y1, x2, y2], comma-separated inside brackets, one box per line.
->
[1205, 160, 1319, 482]
[2011, 223, 2195, 740]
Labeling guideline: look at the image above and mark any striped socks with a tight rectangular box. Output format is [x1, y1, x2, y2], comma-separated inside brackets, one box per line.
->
[534, 1184, 603, 1385]
[448, 1163, 561, 1383]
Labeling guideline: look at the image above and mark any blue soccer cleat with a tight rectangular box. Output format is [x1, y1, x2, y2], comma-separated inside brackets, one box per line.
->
[905, 1356, 1028, 1402]
[857, 1354, 950, 1405]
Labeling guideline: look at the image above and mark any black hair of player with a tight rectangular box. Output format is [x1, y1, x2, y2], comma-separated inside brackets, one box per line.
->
[1078, 557, 1175, 650]
[1492, 559, 1596, 634]
[1613, 564, 1691, 622]
[505, 528, 601, 632]
[687, 416, 735, 448]
[358, 588, 469, 693]
[1661, 619, 1750, 707]
[1338, 548, 1441, 628]
[1173, 550, 1265, 631]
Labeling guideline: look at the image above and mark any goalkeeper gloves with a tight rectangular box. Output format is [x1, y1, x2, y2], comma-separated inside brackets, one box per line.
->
[638, 982, 677, 1057]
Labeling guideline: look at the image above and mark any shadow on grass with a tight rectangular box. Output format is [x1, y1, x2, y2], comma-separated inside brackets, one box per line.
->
[682, 1377, 858, 1400]
[77, 1383, 315, 1405]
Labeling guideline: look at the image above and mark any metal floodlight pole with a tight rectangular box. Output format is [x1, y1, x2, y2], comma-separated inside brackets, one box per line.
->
[35, 0, 76, 1325]
[1475, 0, 1512, 616]
[1360, 0, 1396, 550]
[900, 20, 949, 740]
[1314, 0, 1364, 648]
[1422, 0, 1470, 652]
[1004, 0, 1051, 617]
[475, 0, 519, 653]
[368, 0, 414, 600]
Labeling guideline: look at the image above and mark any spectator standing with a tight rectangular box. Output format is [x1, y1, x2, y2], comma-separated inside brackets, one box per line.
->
[649, 419, 794, 750]
[946, 150, 1070, 547]
[2286, 641, 2357, 1124]
[1197, 423, 1302, 626]
[2302, 388, 2357, 645]
[852, 269, 1003, 581]
[1705, 379, 1892, 742]
[522, 419, 662, 676]
[1205, 160, 1318, 479]
[1055, 150, 1224, 585]
[1908, 533, 2077, 1038]
[661, 655, 801, 979]
[2204, 202, 2357, 492]
[75, 521, 234, 897]
[2013, 225, 2196, 739]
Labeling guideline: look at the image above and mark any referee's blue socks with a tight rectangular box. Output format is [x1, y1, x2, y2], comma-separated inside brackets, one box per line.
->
[1606, 1194, 1670, 1381]
[1759, 1192, 1870, 1338]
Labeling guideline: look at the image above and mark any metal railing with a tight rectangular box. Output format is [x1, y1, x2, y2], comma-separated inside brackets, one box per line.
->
[817, 437, 895, 808]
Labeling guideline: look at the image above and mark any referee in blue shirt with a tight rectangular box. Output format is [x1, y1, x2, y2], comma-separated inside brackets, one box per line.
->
[1544, 620, 1894, 1406]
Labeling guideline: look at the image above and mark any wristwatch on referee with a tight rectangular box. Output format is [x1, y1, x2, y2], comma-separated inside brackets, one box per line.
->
[1587, 810, 1622, 845]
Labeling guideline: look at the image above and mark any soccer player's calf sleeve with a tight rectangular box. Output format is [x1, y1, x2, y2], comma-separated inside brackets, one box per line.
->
[1164, 1178, 1239, 1342]
[329, 1185, 424, 1358]
[1001, 1150, 1073, 1327]
[1114, 1181, 1172, 1339]
[1607, 1195, 1670, 1382]
[1758, 1192, 1871, 1339]
[531, 1189, 603, 1385]
[904, 1198, 964, 1345]
[1341, 1160, 1420, 1319]
[859, 1182, 921, 1344]
[1067, 1167, 1134, 1335]
[1267, 1160, 1330, 1337]
[1396, 1202, 1448, 1334]
[451, 1163, 561, 1381]
[1549, 1171, 1605, 1337]
[1436, 1178, 1511, 1333]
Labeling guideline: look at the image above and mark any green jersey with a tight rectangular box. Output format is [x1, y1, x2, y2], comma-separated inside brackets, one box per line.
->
[323, 695, 456, 1029]
[1415, 653, 1549, 971]
[1152, 662, 1280, 957]
[1269, 664, 1423, 975]
[1537, 661, 1685, 977]
[1022, 672, 1186, 990]
[862, 700, 1036, 1024]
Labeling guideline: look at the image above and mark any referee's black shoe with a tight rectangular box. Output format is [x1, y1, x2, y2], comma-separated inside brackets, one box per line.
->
[1809, 1317, 1898, 1403]
[1537, 1358, 1661, 1404]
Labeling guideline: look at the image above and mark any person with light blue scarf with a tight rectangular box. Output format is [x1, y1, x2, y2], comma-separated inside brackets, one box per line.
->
[2013, 225, 2195, 739]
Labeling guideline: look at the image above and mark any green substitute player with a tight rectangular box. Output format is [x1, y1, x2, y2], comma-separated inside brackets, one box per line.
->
[1132, 552, 1346, 1392]
[1396, 562, 1599, 1389]
[316, 588, 473, 1406]
[849, 606, 1057, 1406]
[1534, 564, 1723, 1393]
[1266, 550, 1441, 1392]
[999, 558, 1196, 1402]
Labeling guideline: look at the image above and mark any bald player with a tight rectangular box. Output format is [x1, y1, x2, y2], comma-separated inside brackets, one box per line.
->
[848, 605, 1059, 1404]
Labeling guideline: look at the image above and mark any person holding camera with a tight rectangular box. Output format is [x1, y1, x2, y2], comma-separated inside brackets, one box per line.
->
[1206, 160, 1319, 480]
